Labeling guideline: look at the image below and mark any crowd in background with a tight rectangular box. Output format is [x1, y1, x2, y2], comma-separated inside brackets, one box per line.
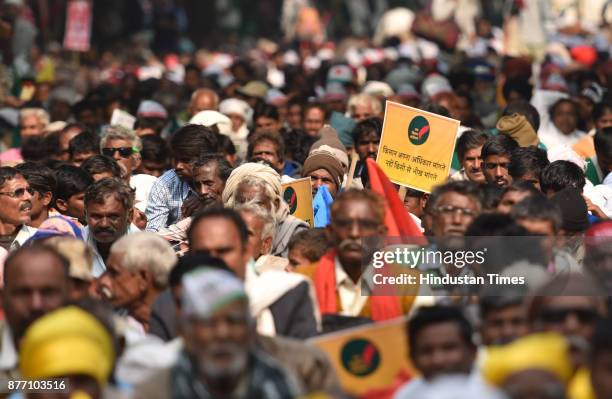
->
[0, 0, 611, 398]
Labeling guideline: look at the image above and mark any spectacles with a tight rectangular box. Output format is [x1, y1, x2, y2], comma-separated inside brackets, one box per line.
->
[539, 308, 598, 324]
[0, 187, 35, 198]
[434, 205, 477, 218]
[102, 147, 137, 158]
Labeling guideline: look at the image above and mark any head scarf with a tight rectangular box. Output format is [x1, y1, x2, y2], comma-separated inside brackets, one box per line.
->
[222, 162, 289, 220]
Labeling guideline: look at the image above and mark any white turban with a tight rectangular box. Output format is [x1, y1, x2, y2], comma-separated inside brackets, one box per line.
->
[222, 162, 289, 220]
[219, 98, 253, 125]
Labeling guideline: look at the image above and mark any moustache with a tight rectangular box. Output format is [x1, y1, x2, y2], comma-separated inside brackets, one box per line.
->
[339, 239, 362, 252]
[19, 201, 32, 211]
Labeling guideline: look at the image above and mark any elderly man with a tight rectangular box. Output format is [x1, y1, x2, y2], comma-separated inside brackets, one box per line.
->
[0, 167, 36, 250]
[302, 151, 344, 198]
[0, 108, 49, 164]
[100, 126, 142, 181]
[189, 208, 319, 338]
[296, 189, 415, 325]
[15, 162, 55, 228]
[236, 202, 285, 272]
[1, 245, 70, 378]
[146, 124, 219, 232]
[188, 88, 219, 117]
[134, 268, 299, 398]
[83, 178, 140, 277]
[98, 232, 177, 332]
[222, 162, 308, 257]
[347, 93, 382, 122]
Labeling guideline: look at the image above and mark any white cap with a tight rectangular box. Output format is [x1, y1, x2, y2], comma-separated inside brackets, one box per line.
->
[189, 110, 232, 135]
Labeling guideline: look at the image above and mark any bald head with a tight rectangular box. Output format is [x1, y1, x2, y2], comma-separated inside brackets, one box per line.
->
[189, 89, 219, 116]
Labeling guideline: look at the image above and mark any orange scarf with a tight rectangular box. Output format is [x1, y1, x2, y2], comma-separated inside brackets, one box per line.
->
[313, 249, 402, 321]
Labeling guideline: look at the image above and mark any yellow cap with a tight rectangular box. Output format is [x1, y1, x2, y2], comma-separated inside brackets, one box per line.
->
[483, 333, 573, 386]
[19, 306, 115, 385]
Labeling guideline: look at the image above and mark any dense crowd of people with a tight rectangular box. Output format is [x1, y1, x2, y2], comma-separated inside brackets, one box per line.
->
[0, 0, 612, 398]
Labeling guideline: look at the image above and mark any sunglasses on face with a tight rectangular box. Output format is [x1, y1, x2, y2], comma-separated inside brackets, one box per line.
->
[539, 308, 598, 324]
[0, 187, 35, 198]
[102, 147, 135, 158]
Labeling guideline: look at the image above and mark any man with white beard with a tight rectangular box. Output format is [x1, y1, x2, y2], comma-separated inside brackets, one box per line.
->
[133, 268, 300, 398]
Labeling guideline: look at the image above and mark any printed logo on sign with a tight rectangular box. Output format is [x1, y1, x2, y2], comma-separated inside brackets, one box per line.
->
[408, 115, 430, 145]
[283, 187, 298, 214]
[341, 338, 381, 377]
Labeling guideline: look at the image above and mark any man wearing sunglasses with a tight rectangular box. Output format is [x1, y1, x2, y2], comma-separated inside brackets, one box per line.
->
[100, 126, 142, 181]
[0, 167, 36, 251]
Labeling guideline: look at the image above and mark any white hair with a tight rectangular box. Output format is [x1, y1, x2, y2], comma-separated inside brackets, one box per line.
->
[20, 108, 50, 127]
[100, 125, 143, 151]
[110, 232, 177, 288]
[347, 93, 382, 116]
[235, 201, 276, 243]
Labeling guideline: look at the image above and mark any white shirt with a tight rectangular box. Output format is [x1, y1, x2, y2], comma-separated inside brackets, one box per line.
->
[0, 324, 17, 372]
[335, 256, 369, 317]
[10, 224, 37, 251]
[83, 223, 141, 277]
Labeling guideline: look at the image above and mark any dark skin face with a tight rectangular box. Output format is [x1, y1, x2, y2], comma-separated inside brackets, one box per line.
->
[0, 176, 33, 228]
[58, 127, 82, 162]
[86, 196, 132, 245]
[515, 172, 541, 191]
[251, 140, 284, 173]
[429, 192, 480, 237]
[552, 101, 578, 135]
[328, 199, 386, 281]
[2, 251, 68, 345]
[56, 192, 87, 224]
[481, 304, 529, 346]
[303, 108, 326, 137]
[355, 130, 380, 162]
[97, 250, 149, 309]
[174, 155, 197, 181]
[181, 299, 252, 394]
[192, 162, 225, 202]
[411, 321, 476, 380]
[189, 217, 251, 280]
[403, 195, 427, 219]
[462, 146, 485, 184]
[307, 168, 338, 198]
[287, 104, 303, 129]
[484, 155, 512, 187]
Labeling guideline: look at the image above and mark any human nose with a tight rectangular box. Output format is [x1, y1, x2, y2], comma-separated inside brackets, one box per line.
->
[474, 158, 482, 169]
[29, 291, 44, 311]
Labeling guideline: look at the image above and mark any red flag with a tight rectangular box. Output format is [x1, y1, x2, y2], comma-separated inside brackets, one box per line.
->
[366, 158, 424, 237]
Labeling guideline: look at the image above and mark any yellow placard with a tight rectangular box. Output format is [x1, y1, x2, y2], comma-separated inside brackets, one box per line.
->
[309, 317, 416, 396]
[377, 101, 460, 193]
[281, 177, 314, 227]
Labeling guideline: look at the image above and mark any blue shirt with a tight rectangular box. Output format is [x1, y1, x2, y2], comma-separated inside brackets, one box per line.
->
[145, 169, 192, 232]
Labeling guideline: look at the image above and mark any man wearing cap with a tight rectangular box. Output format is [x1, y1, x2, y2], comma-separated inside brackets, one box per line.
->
[237, 80, 269, 109]
[302, 152, 344, 199]
[136, 100, 168, 136]
[134, 268, 300, 398]
[18, 306, 116, 398]
[219, 98, 252, 160]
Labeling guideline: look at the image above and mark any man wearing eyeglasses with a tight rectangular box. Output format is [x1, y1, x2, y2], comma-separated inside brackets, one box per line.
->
[420, 181, 483, 298]
[0, 167, 36, 251]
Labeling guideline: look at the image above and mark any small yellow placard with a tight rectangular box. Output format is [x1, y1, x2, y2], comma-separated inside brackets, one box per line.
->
[377, 101, 460, 193]
[309, 316, 415, 396]
[281, 177, 314, 227]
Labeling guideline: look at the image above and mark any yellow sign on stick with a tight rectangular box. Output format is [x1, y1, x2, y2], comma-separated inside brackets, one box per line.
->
[377, 101, 460, 193]
[309, 316, 415, 396]
[281, 177, 314, 227]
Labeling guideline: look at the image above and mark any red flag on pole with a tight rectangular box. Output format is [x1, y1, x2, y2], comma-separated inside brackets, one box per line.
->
[366, 158, 424, 237]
